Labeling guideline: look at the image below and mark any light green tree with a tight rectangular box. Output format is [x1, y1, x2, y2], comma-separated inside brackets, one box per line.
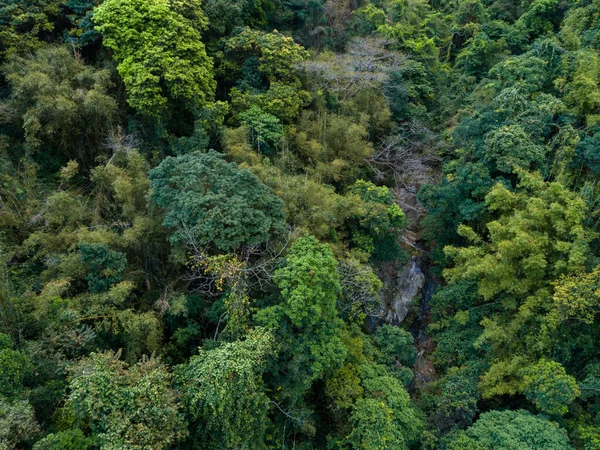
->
[94, 0, 215, 117]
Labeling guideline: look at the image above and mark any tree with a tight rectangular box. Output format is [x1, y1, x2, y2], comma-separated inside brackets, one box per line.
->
[78, 243, 127, 293]
[202, 0, 273, 37]
[346, 398, 409, 450]
[483, 124, 546, 173]
[255, 235, 347, 399]
[518, 0, 559, 37]
[32, 429, 93, 450]
[432, 366, 479, 432]
[149, 150, 286, 251]
[290, 112, 375, 186]
[346, 363, 423, 450]
[337, 257, 382, 322]
[564, 50, 600, 119]
[225, 28, 309, 84]
[93, 0, 215, 117]
[347, 180, 407, 261]
[2, 47, 118, 167]
[239, 106, 282, 153]
[446, 409, 573, 449]
[176, 328, 274, 450]
[0, 398, 41, 450]
[225, 28, 311, 123]
[0, 334, 32, 398]
[373, 324, 416, 369]
[0, 0, 59, 59]
[546, 265, 600, 328]
[445, 169, 589, 303]
[67, 351, 187, 449]
[522, 359, 579, 416]
[444, 170, 591, 398]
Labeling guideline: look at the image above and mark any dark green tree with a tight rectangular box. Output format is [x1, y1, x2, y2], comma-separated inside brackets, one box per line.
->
[149, 150, 285, 250]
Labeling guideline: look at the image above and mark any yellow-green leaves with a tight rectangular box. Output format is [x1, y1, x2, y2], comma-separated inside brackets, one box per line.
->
[522, 359, 579, 416]
[94, 0, 215, 118]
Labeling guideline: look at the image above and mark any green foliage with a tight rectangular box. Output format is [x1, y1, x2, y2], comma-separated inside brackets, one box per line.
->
[256, 235, 347, 398]
[149, 150, 285, 250]
[432, 366, 479, 432]
[225, 28, 309, 84]
[564, 50, 600, 119]
[239, 105, 283, 152]
[445, 170, 589, 301]
[273, 235, 341, 328]
[346, 363, 424, 450]
[443, 170, 592, 398]
[78, 243, 127, 293]
[6, 0, 600, 446]
[63, 0, 102, 46]
[32, 429, 93, 450]
[0, 343, 32, 397]
[346, 398, 409, 450]
[0, 398, 41, 450]
[446, 409, 573, 449]
[547, 265, 600, 328]
[522, 359, 579, 416]
[2, 46, 118, 163]
[289, 112, 375, 186]
[373, 324, 416, 369]
[67, 351, 187, 449]
[225, 28, 311, 123]
[0, 0, 59, 59]
[348, 180, 406, 261]
[483, 124, 546, 173]
[93, 0, 215, 117]
[176, 328, 274, 449]
[518, 0, 559, 37]
[337, 257, 382, 322]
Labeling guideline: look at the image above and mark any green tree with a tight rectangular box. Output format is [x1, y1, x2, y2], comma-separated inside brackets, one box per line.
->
[149, 150, 285, 250]
[0, 334, 32, 398]
[239, 106, 282, 153]
[0, 398, 41, 450]
[32, 429, 93, 450]
[522, 359, 579, 416]
[225, 28, 309, 84]
[444, 170, 591, 398]
[346, 398, 408, 450]
[446, 409, 573, 449]
[2, 47, 118, 166]
[347, 180, 407, 261]
[255, 235, 347, 399]
[433, 366, 480, 432]
[547, 265, 600, 328]
[67, 351, 187, 449]
[78, 243, 127, 293]
[93, 0, 215, 117]
[373, 324, 416, 369]
[0, 0, 59, 59]
[483, 124, 546, 173]
[176, 328, 274, 450]
[346, 363, 423, 450]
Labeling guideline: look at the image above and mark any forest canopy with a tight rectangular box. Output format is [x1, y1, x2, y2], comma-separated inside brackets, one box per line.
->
[2, 0, 600, 449]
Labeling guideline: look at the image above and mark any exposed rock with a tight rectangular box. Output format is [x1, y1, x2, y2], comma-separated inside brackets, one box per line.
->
[382, 257, 425, 324]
